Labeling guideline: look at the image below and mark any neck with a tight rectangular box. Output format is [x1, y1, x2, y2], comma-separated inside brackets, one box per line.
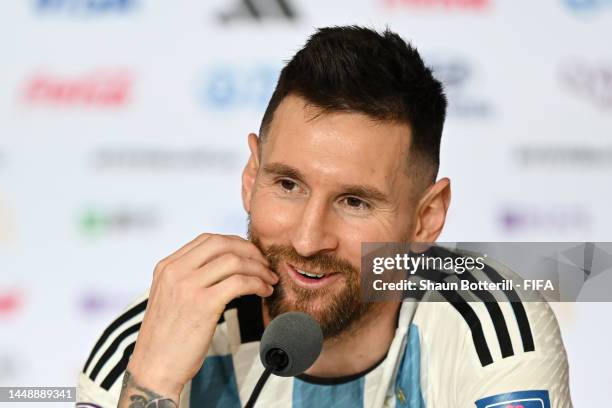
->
[262, 301, 401, 378]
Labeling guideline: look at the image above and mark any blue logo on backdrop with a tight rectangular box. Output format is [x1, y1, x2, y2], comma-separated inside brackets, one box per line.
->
[35, 0, 137, 14]
[427, 55, 494, 118]
[563, 0, 612, 12]
[475, 390, 551, 408]
[195, 65, 279, 111]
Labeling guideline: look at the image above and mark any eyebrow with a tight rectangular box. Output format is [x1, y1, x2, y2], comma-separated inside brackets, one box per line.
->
[262, 162, 305, 182]
[262, 162, 391, 204]
[340, 184, 391, 204]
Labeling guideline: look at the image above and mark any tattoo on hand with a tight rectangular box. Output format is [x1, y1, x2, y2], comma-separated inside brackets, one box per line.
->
[119, 370, 178, 408]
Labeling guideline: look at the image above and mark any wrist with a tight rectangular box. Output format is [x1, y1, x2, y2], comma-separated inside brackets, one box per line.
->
[126, 356, 184, 400]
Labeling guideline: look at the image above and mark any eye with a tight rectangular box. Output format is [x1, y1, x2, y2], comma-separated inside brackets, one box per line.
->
[278, 179, 298, 192]
[342, 196, 371, 211]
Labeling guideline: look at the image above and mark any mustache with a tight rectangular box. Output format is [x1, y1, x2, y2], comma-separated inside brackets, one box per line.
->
[259, 244, 357, 276]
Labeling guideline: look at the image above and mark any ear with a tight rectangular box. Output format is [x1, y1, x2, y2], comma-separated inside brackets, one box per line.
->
[242, 133, 260, 214]
[412, 178, 451, 242]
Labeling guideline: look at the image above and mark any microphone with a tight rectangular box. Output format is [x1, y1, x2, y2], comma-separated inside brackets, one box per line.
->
[244, 312, 323, 408]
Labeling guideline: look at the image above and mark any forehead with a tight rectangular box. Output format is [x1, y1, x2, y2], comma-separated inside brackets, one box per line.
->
[261, 95, 413, 191]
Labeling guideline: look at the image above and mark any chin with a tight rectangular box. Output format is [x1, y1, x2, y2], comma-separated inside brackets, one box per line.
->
[278, 286, 332, 313]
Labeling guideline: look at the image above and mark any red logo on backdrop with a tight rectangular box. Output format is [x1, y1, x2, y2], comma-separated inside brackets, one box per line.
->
[0, 290, 22, 316]
[23, 69, 132, 107]
[383, 0, 489, 9]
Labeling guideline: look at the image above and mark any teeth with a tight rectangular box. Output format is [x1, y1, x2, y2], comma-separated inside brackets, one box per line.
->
[296, 268, 324, 278]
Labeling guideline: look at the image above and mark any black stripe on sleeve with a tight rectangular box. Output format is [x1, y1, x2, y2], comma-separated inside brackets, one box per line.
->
[411, 259, 496, 365]
[85, 293, 236, 378]
[460, 272, 514, 358]
[100, 342, 136, 391]
[236, 295, 264, 343]
[425, 245, 535, 354]
[89, 322, 141, 381]
[83, 299, 148, 374]
[95, 309, 226, 392]
[480, 264, 535, 352]
[438, 290, 494, 367]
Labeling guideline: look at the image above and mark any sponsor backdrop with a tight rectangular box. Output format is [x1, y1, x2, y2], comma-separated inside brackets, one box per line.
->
[1, 0, 610, 405]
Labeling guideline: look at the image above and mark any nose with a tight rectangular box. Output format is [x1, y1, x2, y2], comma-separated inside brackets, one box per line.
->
[290, 196, 339, 258]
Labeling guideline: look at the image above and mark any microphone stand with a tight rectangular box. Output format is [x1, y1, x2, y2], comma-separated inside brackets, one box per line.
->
[244, 367, 272, 408]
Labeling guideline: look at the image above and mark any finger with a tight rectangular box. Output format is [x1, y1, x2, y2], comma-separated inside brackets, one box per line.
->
[156, 233, 212, 269]
[175, 234, 269, 270]
[197, 253, 278, 287]
[209, 274, 274, 304]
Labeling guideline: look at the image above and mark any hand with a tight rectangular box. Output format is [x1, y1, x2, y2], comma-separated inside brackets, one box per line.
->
[122, 233, 278, 403]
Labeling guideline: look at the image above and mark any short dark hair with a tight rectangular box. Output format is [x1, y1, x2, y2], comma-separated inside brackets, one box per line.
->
[259, 25, 447, 184]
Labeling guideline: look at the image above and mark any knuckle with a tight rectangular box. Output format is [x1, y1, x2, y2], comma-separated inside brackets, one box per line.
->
[222, 253, 242, 269]
[207, 234, 225, 246]
[157, 261, 179, 284]
[196, 232, 211, 241]
[153, 258, 168, 275]
[163, 262, 178, 276]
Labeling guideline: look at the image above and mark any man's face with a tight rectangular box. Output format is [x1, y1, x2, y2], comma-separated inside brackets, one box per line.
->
[244, 95, 418, 338]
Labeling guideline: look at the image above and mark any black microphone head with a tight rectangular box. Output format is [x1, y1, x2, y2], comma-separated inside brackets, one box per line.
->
[259, 312, 323, 377]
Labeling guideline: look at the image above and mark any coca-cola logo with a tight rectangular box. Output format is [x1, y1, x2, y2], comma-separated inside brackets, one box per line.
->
[22, 69, 132, 107]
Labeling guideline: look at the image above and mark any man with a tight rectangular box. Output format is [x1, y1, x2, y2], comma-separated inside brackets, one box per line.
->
[77, 26, 572, 407]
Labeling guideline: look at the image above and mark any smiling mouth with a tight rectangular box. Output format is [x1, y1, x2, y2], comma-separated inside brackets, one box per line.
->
[295, 268, 326, 279]
[285, 262, 342, 289]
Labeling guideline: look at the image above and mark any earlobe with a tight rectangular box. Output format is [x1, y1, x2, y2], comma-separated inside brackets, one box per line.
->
[241, 133, 261, 214]
[413, 178, 451, 242]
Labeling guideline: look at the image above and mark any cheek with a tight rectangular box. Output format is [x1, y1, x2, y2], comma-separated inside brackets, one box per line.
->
[330, 224, 379, 268]
[249, 191, 298, 242]
[334, 219, 398, 245]
[355, 211, 414, 242]
[334, 218, 412, 263]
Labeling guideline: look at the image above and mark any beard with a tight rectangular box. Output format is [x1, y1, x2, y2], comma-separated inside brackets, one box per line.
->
[247, 221, 377, 340]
